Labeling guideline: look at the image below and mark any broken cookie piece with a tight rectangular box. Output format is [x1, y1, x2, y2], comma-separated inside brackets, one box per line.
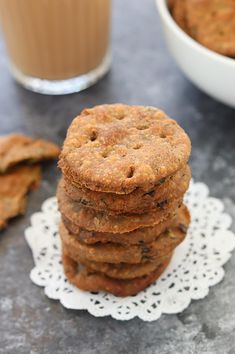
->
[0, 133, 60, 173]
[0, 165, 41, 230]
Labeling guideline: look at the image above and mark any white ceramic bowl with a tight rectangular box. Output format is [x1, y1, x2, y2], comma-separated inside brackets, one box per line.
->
[156, 0, 235, 108]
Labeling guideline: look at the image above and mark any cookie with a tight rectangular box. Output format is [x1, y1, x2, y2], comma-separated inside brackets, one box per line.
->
[168, 0, 175, 11]
[186, 0, 235, 57]
[57, 181, 183, 233]
[59, 104, 191, 194]
[63, 165, 191, 214]
[62, 210, 176, 245]
[62, 251, 172, 297]
[63, 241, 172, 279]
[171, 0, 188, 32]
[59, 206, 189, 264]
[0, 133, 60, 173]
[0, 165, 41, 230]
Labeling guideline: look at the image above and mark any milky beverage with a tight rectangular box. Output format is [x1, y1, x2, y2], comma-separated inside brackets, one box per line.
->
[0, 0, 110, 80]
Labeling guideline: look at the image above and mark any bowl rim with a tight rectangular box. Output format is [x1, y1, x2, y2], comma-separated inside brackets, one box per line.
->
[156, 0, 235, 67]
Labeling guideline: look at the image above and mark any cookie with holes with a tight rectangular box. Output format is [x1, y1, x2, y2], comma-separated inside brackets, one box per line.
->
[59, 104, 191, 194]
[59, 206, 189, 264]
[62, 250, 172, 297]
[57, 180, 183, 234]
[185, 0, 235, 57]
[62, 165, 191, 214]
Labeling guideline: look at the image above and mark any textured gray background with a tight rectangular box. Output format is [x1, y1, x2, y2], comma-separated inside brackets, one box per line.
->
[0, 0, 235, 353]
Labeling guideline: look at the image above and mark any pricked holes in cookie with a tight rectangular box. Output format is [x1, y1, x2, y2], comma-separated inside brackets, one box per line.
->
[136, 125, 149, 130]
[120, 151, 127, 157]
[102, 151, 109, 158]
[160, 133, 167, 139]
[127, 166, 135, 178]
[116, 112, 126, 120]
[132, 143, 143, 150]
[102, 149, 122, 158]
[74, 143, 81, 149]
[90, 130, 98, 142]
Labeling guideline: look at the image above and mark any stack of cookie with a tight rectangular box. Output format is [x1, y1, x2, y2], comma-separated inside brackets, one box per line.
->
[58, 104, 191, 296]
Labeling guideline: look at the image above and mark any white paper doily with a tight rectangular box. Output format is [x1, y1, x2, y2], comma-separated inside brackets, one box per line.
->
[25, 180, 235, 321]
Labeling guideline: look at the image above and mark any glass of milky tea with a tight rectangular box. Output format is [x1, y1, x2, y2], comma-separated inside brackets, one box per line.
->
[0, 0, 111, 94]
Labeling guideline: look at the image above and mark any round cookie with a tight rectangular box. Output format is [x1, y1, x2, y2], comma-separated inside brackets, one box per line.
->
[59, 205, 190, 264]
[186, 0, 235, 57]
[171, 0, 188, 32]
[62, 210, 177, 245]
[59, 104, 191, 194]
[57, 181, 183, 234]
[63, 165, 191, 214]
[63, 243, 173, 279]
[168, 0, 175, 11]
[62, 251, 172, 297]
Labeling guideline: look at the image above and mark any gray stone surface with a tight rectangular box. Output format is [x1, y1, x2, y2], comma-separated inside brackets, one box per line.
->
[0, 0, 235, 353]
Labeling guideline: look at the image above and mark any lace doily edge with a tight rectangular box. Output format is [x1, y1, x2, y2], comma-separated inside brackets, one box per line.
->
[27, 251, 233, 321]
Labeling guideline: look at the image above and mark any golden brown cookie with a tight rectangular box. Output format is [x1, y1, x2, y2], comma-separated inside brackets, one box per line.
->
[59, 206, 189, 264]
[170, 0, 188, 32]
[57, 181, 183, 233]
[0, 133, 60, 173]
[168, 0, 175, 11]
[62, 210, 176, 245]
[186, 0, 235, 57]
[0, 165, 41, 230]
[63, 241, 172, 279]
[62, 251, 172, 297]
[59, 104, 191, 194]
[63, 165, 191, 214]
